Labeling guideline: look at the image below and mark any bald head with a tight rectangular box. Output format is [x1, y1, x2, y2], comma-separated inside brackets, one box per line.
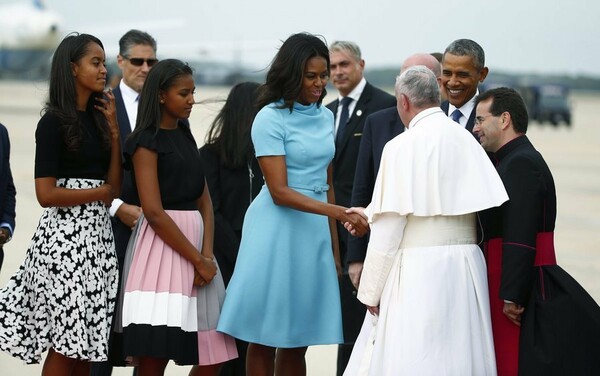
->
[401, 53, 441, 78]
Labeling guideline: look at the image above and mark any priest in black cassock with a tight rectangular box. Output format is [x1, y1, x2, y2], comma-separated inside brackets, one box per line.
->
[474, 87, 600, 376]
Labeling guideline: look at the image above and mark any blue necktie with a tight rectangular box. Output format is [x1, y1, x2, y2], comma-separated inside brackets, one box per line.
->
[336, 96, 353, 145]
[451, 109, 462, 124]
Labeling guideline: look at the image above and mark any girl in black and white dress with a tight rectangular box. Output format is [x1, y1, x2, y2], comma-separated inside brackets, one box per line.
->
[0, 33, 121, 376]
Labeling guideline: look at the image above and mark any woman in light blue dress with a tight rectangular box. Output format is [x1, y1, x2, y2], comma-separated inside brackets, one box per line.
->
[217, 33, 368, 376]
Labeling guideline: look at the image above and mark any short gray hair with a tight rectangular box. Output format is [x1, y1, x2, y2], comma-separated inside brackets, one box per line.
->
[119, 29, 157, 57]
[443, 39, 485, 71]
[329, 40, 362, 61]
[395, 65, 440, 108]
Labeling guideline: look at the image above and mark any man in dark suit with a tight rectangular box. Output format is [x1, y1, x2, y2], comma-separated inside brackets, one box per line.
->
[326, 40, 396, 375]
[346, 53, 443, 290]
[91, 29, 157, 376]
[0, 122, 16, 272]
[109, 30, 158, 260]
[440, 39, 489, 133]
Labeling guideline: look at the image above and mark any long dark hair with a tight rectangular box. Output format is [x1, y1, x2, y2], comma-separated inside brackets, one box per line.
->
[130, 59, 193, 139]
[256, 32, 329, 112]
[204, 82, 260, 168]
[44, 33, 110, 151]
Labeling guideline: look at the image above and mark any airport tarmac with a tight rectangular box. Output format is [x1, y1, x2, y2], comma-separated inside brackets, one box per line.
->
[0, 80, 599, 375]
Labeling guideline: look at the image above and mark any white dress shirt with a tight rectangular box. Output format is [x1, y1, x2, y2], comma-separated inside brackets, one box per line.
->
[335, 77, 367, 136]
[446, 89, 479, 128]
[119, 80, 140, 132]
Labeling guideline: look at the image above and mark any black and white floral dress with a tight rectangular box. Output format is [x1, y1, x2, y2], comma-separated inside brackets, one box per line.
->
[0, 111, 118, 364]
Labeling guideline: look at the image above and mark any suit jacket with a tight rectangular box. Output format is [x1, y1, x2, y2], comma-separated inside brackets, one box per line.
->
[346, 107, 404, 264]
[113, 86, 133, 145]
[0, 123, 16, 271]
[441, 100, 477, 137]
[110, 86, 138, 265]
[0, 123, 16, 233]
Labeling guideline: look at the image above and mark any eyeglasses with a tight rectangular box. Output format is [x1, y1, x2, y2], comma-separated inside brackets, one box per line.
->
[474, 114, 494, 126]
[125, 57, 159, 67]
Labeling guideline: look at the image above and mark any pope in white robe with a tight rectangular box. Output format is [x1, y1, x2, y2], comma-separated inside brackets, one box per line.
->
[344, 66, 508, 376]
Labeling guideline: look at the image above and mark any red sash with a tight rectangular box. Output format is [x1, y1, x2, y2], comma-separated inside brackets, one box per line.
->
[487, 232, 556, 267]
[484, 232, 557, 375]
[534, 232, 557, 266]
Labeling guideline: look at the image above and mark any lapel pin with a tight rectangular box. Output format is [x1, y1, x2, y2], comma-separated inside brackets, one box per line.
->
[356, 109, 363, 117]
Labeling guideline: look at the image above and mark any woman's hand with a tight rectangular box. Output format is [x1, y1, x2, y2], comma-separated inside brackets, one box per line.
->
[194, 255, 217, 285]
[340, 207, 369, 237]
[95, 88, 119, 138]
[193, 270, 208, 287]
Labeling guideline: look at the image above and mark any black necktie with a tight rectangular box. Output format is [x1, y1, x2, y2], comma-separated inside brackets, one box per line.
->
[336, 96, 353, 145]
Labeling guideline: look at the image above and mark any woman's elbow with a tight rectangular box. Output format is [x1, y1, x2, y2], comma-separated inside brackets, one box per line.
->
[36, 195, 52, 208]
[35, 189, 54, 208]
[35, 178, 57, 208]
[142, 207, 165, 227]
[269, 189, 289, 206]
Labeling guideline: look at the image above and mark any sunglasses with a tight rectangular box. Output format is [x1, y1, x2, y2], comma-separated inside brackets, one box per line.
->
[125, 57, 159, 67]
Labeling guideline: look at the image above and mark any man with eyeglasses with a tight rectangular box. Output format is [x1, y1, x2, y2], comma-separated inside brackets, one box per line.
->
[441, 39, 488, 135]
[91, 29, 157, 376]
[474, 87, 600, 376]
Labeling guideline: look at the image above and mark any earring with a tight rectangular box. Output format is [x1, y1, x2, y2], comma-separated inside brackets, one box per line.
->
[160, 99, 164, 104]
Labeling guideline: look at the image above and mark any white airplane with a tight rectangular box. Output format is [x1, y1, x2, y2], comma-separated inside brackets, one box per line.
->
[0, 0, 275, 84]
[0, 0, 62, 79]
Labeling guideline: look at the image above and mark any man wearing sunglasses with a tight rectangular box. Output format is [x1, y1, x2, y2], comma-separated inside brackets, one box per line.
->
[91, 29, 157, 376]
[110, 29, 157, 266]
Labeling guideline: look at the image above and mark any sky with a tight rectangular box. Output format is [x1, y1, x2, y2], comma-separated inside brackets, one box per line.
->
[8, 0, 600, 76]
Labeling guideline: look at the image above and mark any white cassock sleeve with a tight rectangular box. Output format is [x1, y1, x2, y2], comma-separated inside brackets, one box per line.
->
[356, 212, 407, 306]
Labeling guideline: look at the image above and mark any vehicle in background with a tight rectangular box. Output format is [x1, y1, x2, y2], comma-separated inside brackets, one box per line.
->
[518, 84, 572, 127]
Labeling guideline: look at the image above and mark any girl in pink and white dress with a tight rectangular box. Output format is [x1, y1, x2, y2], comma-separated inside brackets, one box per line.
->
[117, 59, 237, 376]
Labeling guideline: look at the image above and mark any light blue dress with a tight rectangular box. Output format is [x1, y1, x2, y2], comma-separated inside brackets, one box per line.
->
[217, 100, 343, 348]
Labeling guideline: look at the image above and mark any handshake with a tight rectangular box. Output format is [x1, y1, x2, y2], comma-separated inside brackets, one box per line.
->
[341, 207, 369, 237]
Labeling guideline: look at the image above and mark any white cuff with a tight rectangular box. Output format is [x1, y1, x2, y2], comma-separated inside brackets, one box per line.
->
[0, 222, 13, 236]
[109, 198, 125, 217]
